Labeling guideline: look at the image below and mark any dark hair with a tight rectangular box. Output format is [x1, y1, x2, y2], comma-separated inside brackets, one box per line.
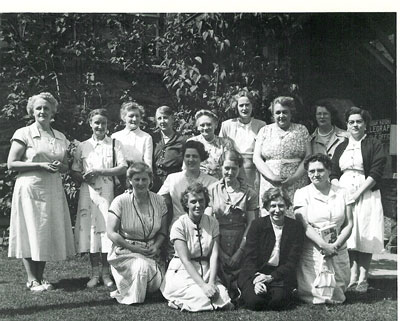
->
[180, 182, 210, 213]
[88, 108, 109, 123]
[156, 105, 173, 117]
[219, 150, 244, 168]
[127, 161, 153, 183]
[304, 153, 332, 171]
[262, 187, 291, 210]
[345, 106, 372, 128]
[183, 140, 209, 162]
[269, 96, 296, 115]
[120, 101, 145, 119]
[312, 99, 345, 129]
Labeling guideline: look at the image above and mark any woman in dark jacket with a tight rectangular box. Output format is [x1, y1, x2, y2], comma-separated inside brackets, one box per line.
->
[152, 106, 186, 192]
[238, 187, 304, 310]
[330, 107, 386, 293]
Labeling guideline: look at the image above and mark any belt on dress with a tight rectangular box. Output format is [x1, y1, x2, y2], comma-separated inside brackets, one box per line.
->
[119, 232, 149, 243]
[173, 255, 208, 262]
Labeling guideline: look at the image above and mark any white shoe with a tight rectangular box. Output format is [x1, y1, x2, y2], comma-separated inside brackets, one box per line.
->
[26, 280, 45, 292]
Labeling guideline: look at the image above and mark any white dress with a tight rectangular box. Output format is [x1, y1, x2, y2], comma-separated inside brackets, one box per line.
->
[8, 124, 75, 261]
[161, 214, 232, 312]
[294, 184, 350, 304]
[72, 136, 126, 254]
[338, 136, 384, 253]
[107, 192, 167, 304]
[111, 128, 153, 168]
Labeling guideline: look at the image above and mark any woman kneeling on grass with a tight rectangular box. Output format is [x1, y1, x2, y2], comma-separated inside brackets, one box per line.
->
[107, 162, 168, 304]
[161, 182, 234, 311]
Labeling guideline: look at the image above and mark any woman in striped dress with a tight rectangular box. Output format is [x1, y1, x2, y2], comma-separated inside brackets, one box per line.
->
[107, 162, 168, 304]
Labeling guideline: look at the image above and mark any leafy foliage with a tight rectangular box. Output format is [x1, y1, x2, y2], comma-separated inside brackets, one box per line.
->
[156, 13, 304, 132]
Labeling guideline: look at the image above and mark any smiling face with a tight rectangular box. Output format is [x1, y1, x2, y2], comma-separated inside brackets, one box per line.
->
[347, 114, 366, 139]
[187, 192, 206, 222]
[196, 115, 216, 141]
[267, 197, 287, 226]
[273, 103, 291, 130]
[89, 114, 108, 139]
[124, 109, 141, 131]
[129, 171, 151, 193]
[307, 161, 330, 188]
[222, 159, 240, 184]
[183, 148, 201, 171]
[32, 98, 54, 124]
[316, 106, 332, 128]
[156, 111, 174, 134]
[237, 96, 253, 121]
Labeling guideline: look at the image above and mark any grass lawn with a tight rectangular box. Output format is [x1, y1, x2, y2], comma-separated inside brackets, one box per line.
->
[0, 247, 397, 321]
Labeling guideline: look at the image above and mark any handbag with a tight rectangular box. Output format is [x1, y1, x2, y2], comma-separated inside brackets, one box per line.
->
[112, 138, 126, 196]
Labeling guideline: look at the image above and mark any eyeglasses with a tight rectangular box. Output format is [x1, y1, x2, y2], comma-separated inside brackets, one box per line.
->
[348, 120, 364, 125]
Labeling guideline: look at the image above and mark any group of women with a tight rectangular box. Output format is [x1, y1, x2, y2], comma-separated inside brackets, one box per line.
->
[7, 91, 386, 312]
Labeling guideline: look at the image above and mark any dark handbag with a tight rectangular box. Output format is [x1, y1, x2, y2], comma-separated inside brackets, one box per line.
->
[112, 138, 126, 196]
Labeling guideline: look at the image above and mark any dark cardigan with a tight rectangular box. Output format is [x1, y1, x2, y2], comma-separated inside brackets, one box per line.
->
[330, 135, 386, 191]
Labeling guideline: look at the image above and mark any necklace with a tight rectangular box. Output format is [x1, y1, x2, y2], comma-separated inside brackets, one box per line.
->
[132, 193, 155, 242]
[318, 126, 334, 137]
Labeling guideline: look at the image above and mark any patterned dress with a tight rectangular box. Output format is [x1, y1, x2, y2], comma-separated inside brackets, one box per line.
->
[187, 135, 235, 179]
[161, 214, 232, 311]
[8, 124, 75, 261]
[255, 123, 310, 216]
[72, 136, 126, 254]
[107, 192, 167, 304]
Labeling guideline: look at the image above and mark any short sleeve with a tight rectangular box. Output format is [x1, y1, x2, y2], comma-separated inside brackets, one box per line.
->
[114, 140, 127, 167]
[219, 120, 228, 138]
[255, 126, 266, 141]
[170, 218, 186, 242]
[108, 195, 123, 219]
[158, 174, 172, 196]
[71, 143, 83, 172]
[293, 187, 308, 210]
[211, 217, 219, 239]
[246, 188, 259, 211]
[155, 194, 168, 217]
[11, 127, 28, 146]
[298, 124, 311, 143]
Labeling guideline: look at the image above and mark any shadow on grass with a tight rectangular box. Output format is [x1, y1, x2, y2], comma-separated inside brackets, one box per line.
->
[345, 278, 397, 305]
[0, 299, 116, 318]
[54, 277, 90, 292]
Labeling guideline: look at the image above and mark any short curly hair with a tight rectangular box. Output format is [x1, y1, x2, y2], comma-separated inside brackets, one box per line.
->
[268, 96, 296, 115]
[26, 92, 59, 116]
[304, 153, 332, 171]
[120, 101, 145, 120]
[345, 106, 372, 128]
[127, 161, 153, 182]
[180, 182, 210, 213]
[183, 140, 209, 162]
[262, 187, 291, 210]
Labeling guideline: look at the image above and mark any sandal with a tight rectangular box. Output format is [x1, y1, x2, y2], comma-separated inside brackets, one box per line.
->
[41, 280, 55, 291]
[86, 276, 100, 288]
[26, 280, 45, 292]
[355, 280, 369, 293]
[347, 281, 358, 291]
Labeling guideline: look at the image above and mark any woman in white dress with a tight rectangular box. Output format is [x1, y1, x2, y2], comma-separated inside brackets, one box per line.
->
[72, 109, 127, 288]
[111, 101, 153, 168]
[331, 107, 386, 293]
[161, 182, 233, 312]
[107, 162, 168, 304]
[7, 92, 75, 292]
[294, 154, 353, 304]
[219, 90, 266, 192]
[188, 109, 235, 179]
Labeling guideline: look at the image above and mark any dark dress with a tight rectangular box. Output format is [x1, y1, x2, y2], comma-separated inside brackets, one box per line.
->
[152, 131, 186, 192]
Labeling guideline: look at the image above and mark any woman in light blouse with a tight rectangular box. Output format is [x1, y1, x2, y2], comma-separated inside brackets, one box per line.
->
[219, 90, 265, 192]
